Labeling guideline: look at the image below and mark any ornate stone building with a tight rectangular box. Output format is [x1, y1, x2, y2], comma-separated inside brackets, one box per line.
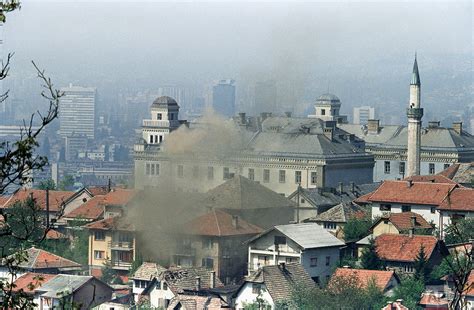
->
[134, 96, 375, 196]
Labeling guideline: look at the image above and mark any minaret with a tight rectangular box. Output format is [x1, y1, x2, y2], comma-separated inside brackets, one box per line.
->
[406, 55, 423, 177]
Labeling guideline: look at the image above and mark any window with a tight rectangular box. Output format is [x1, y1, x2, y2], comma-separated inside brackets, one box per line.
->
[325, 256, 330, 266]
[399, 162, 405, 175]
[159, 135, 163, 143]
[155, 164, 160, 175]
[301, 198, 305, 204]
[286, 257, 297, 263]
[149, 135, 153, 144]
[310, 257, 318, 267]
[295, 171, 302, 184]
[169, 113, 174, 120]
[94, 231, 105, 241]
[202, 257, 214, 268]
[274, 236, 286, 245]
[263, 169, 270, 183]
[324, 222, 337, 230]
[94, 250, 104, 259]
[429, 163, 435, 174]
[401, 205, 411, 212]
[177, 165, 184, 178]
[202, 238, 213, 249]
[404, 264, 414, 273]
[146, 163, 150, 175]
[162, 282, 168, 290]
[312, 276, 320, 285]
[252, 284, 261, 294]
[140, 280, 147, 288]
[223, 167, 230, 180]
[321, 109, 326, 116]
[151, 164, 155, 175]
[279, 170, 286, 183]
[157, 113, 162, 120]
[248, 168, 255, 181]
[380, 204, 391, 212]
[444, 163, 450, 170]
[156, 281, 161, 290]
[192, 166, 199, 179]
[311, 172, 317, 185]
[431, 207, 436, 214]
[384, 161, 391, 174]
[207, 166, 214, 180]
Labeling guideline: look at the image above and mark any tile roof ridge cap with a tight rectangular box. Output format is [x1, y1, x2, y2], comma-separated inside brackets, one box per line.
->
[213, 209, 221, 236]
[29, 247, 40, 268]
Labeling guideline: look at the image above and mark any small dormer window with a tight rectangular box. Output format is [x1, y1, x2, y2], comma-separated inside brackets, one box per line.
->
[321, 109, 326, 116]
[157, 113, 162, 120]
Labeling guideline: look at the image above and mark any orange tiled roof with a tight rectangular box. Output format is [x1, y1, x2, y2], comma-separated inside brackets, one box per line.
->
[45, 229, 68, 240]
[366, 180, 456, 206]
[64, 195, 105, 220]
[404, 174, 458, 184]
[183, 209, 263, 236]
[385, 212, 433, 231]
[438, 187, 474, 212]
[17, 247, 81, 269]
[0, 195, 10, 207]
[331, 268, 397, 291]
[375, 234, 439, 263]
[3, 189, 75, 212]
[12, 272, 56, 294]
[419, 292, 449, 306]
[438, 163, 460, 179]
[84, 216, 134, 231]
[87, 186, 110, 196]
[465, 270, 474, 296]
[102, 188, 136, 206]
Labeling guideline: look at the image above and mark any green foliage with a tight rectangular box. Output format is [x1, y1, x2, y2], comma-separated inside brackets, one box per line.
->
[393, 276, 424, 310]
[444, 218, 474, 245]
[58, 174, 75, 191]
[414, 245, 429, 284]
[129, 254, 144, 277]
[37, 178, 56, 190]
[337, 254, 358, 268]
[343, 216, 372, 241]
[360, 238, 382, 270]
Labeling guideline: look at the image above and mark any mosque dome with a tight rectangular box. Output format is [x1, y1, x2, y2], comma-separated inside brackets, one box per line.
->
[316, 93, 340, 103]
[151, 96, 179, 107]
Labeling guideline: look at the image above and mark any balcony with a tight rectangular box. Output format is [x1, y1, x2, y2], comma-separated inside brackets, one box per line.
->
[108, 240, 134, 250]
[110, 260, 133, 270]
[142, 120, 180, 128]
[174, 246, 196, 257]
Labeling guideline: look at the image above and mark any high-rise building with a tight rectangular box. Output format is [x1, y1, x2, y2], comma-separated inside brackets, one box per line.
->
[353, 106, 375, 125]
[212, 79, 235, 117]
[59, 84, 97, 139]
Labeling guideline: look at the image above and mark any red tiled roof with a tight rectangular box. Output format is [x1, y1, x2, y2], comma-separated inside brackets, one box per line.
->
[64, 195, 105, 220]
[87, 186, 110, 196]
[0, 195, 10, 207]
[438, 187, 474, 212]
[3, 189, 75, 212]
[384, 212, 433, 231]
[438, 163, 460, 179]
[419, 293, 449, 307]
[331, 268, 397, 291]
[12, 272, 56, 294]
[183, 209, 263, 236]
[381, 301, 409, 310]
[102, 189, 136, 206]
[366, 181, 456, 206]
[45, 229, 68, 240]
[375, 234, 439, 263]
[353, 192, 373, 204]
[19, 247, 81, 269]
[405, 174, 458, 184]
[465, 270, 474, 296]
[84, 216, 134, 231]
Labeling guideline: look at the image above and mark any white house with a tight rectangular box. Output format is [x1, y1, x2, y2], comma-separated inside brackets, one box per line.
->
[246, 223, 344, 283]
[131, 262, 166, 303]
[234, 263, 315, 310]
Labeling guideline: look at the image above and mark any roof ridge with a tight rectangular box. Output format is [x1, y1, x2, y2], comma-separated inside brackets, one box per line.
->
[30, 248, 40, 268]
[213, 209, 221, 236]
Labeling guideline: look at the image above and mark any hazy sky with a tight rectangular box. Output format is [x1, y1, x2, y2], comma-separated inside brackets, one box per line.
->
[2, 0, 472, 119]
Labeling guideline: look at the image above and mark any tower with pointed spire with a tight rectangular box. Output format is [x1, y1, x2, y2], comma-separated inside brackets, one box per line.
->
[406, 54, 423, 177]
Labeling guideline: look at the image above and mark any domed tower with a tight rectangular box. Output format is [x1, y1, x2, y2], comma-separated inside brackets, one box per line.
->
[308, 93, 348, 123]
[406, 55, 423, 177]
[142, 96, 182, 145]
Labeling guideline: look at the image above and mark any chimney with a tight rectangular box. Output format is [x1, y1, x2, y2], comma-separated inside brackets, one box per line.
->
[350, 182, 355, 193]
[284, 111, 292, 118]
[409, 227, 414, 237]
[428, 121, 440, 128]
[323, 128, 333, 141]
[210, 271, 216, 289]
[279, 262, 286, 270]
[406, 180, 413, 188]
[232, 215, 239, 228]
[107, 178, 111, 192]
[452, 122, 462, 134]
[367, 119, 380, 134]
[410, 215, 417, 228]
[338, 182, 344, 194]
[238, 112, 246, 124]
[195, 276, 201, 291]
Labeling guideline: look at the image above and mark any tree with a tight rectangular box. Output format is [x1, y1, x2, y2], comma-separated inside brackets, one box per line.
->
[58, 174, 75, 191]
[343, 216, 372, 242]
[0, 2, 63, 306]
[393, 276, 424, 310]
[360, 238, 382, 270]
[37, 178, 56, 190]
[444, 218, 474, 245]
[413, 245, 429, 283]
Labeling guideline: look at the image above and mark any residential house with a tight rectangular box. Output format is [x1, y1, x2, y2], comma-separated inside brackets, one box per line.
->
[381, 300, 409, 310]
[84, 216, 135, 277]
[167, 294, 228, 310]
[131, 262, 166, 303]
[63, 195, 106, 225]
[234, 262, 315, 309]
[438, 162, 473, 188]
[11, 272, 56, 306]
[375, 234, 448, 275]
[304, 202, 367, 238]
[247, 223, 344, 283]
[174, 209, 262, 284]
[465, 271, 474, 309]
[288, 182, 379, 220]
[370, 211, 434, 237]
[418, 292, 449, 309]
[35, 274, 113, 309]
[138, 267, 224, 309]
[330, 267, 400, 296]
[358, 179, 474, 238]
[0, 247, 82, 282]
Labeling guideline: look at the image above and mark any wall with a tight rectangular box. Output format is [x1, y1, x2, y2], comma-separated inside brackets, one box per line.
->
[373, 159, 454, 183]
[73, 278, 113, 309]
[149, 280, 175, 308]
[234, 282, 274, 310]
[372, 221, 400, 237]
[371, 203, 439, 225]
[301, 247, 340, 280]
[88, 230, 111, 268]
